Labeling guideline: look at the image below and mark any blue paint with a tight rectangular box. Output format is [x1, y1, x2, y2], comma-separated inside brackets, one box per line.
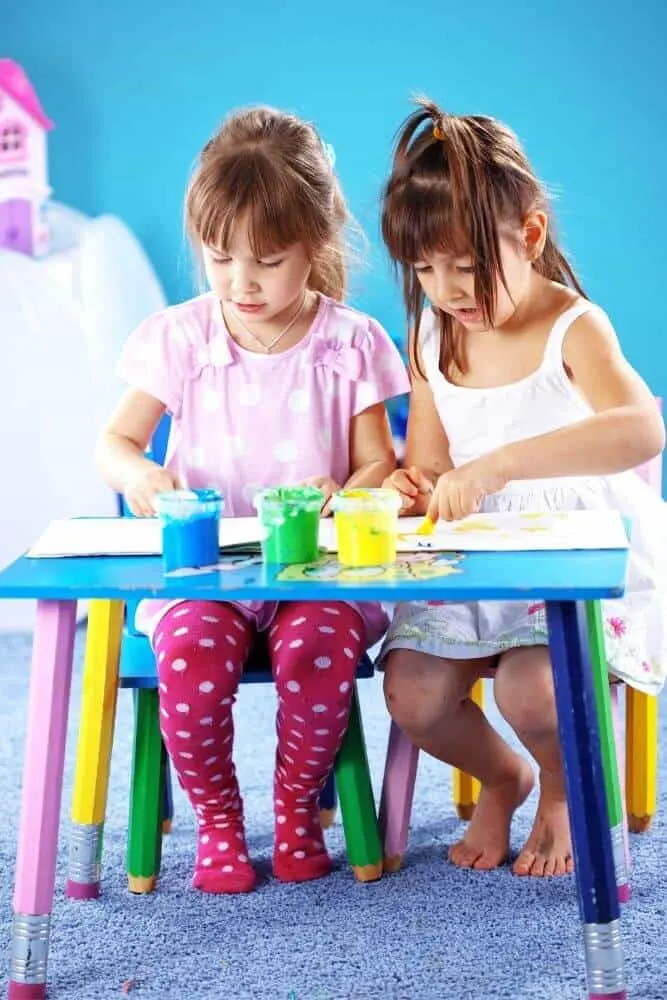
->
[155, 489, 222, 573]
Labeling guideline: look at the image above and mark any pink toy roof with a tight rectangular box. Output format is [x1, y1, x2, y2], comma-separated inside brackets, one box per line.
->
[0, 59, 54, 130]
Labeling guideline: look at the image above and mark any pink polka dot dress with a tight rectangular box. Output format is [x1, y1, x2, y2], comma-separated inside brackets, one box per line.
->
[116, 291, 410, 645]
[115, 292, 409, 892]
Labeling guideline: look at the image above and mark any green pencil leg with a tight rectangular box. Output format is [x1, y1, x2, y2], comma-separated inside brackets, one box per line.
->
[334, 683, 383, 882]
[127, 688, 165, 893]
[586, 599, 630, 901]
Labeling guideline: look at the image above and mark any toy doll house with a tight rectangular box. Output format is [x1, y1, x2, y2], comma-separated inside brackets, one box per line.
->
[0, 59, 53, 256]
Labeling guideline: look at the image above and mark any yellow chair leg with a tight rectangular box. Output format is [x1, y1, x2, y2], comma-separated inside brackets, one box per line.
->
[452, 678, 484, 820]
[66, 599, 124, 898]
[625, 686, 658, 833]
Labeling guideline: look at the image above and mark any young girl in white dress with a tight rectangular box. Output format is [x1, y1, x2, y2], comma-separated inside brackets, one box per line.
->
[378, 98, 667, 879]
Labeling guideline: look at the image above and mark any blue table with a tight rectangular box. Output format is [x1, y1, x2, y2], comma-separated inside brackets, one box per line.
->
[2, 545, 629, 1000]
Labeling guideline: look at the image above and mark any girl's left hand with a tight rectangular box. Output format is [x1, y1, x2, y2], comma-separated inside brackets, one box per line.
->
[297, 475, 342, 516]
[427, 454, 508, 522]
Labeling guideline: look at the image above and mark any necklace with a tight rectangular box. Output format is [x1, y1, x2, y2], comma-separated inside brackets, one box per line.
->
[230, 295, 307, 354]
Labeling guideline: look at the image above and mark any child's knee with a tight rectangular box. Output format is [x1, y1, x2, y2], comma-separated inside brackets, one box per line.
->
[383, 651, 462, 736]
[495, 647, 555, 732]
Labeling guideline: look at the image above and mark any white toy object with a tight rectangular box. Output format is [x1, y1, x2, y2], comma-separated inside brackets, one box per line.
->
[0, 58, 53, 257]
[0, 202, 167, 631]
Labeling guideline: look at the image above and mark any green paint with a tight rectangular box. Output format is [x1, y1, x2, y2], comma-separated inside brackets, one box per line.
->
[254, 486, 322, 564]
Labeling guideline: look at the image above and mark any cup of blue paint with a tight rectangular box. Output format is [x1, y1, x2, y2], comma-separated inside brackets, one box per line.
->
[155, 488, 223, 573]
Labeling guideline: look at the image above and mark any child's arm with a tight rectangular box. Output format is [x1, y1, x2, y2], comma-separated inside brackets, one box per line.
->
[426, 309, 665, 522]
[498, 309, 665, 481]
[301, 403, 397, 514]
[95, 388, 181, 516]
[384, 361, 454, 515]
[345, 403, 397, 489]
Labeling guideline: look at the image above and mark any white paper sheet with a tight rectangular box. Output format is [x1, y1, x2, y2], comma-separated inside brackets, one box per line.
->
[26, 516, 263, 558]
[27, 509, 628, 559]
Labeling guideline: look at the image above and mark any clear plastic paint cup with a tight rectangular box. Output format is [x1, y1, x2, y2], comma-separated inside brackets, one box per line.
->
[253, 486, 323, 564]
[331, 488, 402, 567]
[155, 488, 223, 573]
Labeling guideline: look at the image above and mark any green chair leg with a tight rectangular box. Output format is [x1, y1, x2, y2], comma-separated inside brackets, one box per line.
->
[127, 688, 165, 893]
[333, 683, 383, 882]
[586, 599, 629, 900]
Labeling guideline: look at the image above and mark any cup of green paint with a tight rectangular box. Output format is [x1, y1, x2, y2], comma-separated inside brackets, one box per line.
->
[253, 486, 323, 564]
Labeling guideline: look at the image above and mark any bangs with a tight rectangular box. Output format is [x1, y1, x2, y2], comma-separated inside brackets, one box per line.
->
[186, 152, 309, 257]
[382, 176, 473, 265]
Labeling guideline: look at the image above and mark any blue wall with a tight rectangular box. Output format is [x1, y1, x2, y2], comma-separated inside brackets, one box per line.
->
[5, 1, 666, 398]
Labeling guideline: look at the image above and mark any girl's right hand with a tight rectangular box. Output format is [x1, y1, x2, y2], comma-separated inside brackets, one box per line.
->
[382, 465, 434, 514]
[123, 465, 182, 517]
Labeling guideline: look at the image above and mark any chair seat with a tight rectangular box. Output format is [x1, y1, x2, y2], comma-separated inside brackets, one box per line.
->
[119, 625, 374, 688]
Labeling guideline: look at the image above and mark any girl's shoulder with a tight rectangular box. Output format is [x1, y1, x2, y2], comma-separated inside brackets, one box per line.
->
[313, 296, 409, 397]
[318, 296, 395, 347]
[138, 293, 218, 344]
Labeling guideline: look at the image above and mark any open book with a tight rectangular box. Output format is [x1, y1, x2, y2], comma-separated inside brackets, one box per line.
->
[26, 509, 628, 559]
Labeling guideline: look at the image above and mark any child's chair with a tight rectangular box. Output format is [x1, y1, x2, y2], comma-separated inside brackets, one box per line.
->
[67, 599, 383, 897]
[379, 449, 662, 877]
[66, 414, 382, 897]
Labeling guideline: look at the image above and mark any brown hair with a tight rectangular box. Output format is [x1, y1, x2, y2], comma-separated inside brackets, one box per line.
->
[381, 98, 586, 378]
[185, 106, 351, 300]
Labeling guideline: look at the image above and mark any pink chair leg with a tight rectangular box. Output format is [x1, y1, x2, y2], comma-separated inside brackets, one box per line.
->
[379, 721, 419, 872]
[610, 683, 632, 902]
[8, 599, 77, 1000]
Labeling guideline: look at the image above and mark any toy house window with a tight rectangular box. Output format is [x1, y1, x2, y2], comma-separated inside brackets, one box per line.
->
[0, 121, 26, 159]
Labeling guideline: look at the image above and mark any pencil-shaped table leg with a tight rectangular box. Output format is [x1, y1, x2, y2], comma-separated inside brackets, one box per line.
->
[609, 686, 632, 893]
[66, 599, 124, 899]
[585, 600, 630, 904]
[127, 688, 165, 893]
[9, 600, 77, 1000]
[625, 686, 658, 833]
[452, 678, 483, 820]
[547, 600, 626, 1000]
[318, 769, 337, 830]
[161, 758, 174, 835]
[379, 721, 419, 873]
[334, 684, 383, 883]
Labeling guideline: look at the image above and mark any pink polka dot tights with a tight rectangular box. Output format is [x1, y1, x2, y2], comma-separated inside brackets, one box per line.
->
[153, 600, 364, 893]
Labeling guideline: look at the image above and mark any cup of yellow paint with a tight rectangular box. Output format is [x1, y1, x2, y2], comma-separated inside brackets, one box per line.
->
[253, 486, 323, 564]
[331, 488, 402, 567]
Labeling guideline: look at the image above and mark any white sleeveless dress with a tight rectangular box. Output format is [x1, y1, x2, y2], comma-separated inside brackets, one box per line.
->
[380, 302, 667, 695]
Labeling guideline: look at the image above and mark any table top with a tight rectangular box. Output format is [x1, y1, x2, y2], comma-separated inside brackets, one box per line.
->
[0, 547, 628, 603]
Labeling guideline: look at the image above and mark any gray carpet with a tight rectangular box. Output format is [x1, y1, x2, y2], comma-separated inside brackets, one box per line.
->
[1, 628, 666, 1000]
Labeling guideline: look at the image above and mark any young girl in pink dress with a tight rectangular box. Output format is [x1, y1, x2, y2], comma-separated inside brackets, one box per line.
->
[96, 106, 409, 893]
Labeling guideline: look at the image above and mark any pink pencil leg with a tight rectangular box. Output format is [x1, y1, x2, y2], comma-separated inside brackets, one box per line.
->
[379, 721, 420, 872]
[610, 684, 632, 902]
[9, 599, 78, 1000]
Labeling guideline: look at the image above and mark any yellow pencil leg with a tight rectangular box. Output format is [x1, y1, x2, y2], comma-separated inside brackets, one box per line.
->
[66, 599, 124, 898]
[452, 678, 484, 820]
[625, 687, 658, 833]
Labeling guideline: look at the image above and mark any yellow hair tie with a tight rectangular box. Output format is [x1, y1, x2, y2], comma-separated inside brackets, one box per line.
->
[433, 124, 446, 141]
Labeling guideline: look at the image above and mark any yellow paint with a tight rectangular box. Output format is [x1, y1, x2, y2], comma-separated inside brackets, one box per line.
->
[452, 518, 499, 533]
[335, 509, 397, 566]
[71, 599, 124, 823]
[416, 515, 435, 535]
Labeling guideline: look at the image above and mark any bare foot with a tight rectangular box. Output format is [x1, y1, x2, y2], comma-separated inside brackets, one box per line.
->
[513, 772, 573, 877]
[448, 758, 534, 870]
